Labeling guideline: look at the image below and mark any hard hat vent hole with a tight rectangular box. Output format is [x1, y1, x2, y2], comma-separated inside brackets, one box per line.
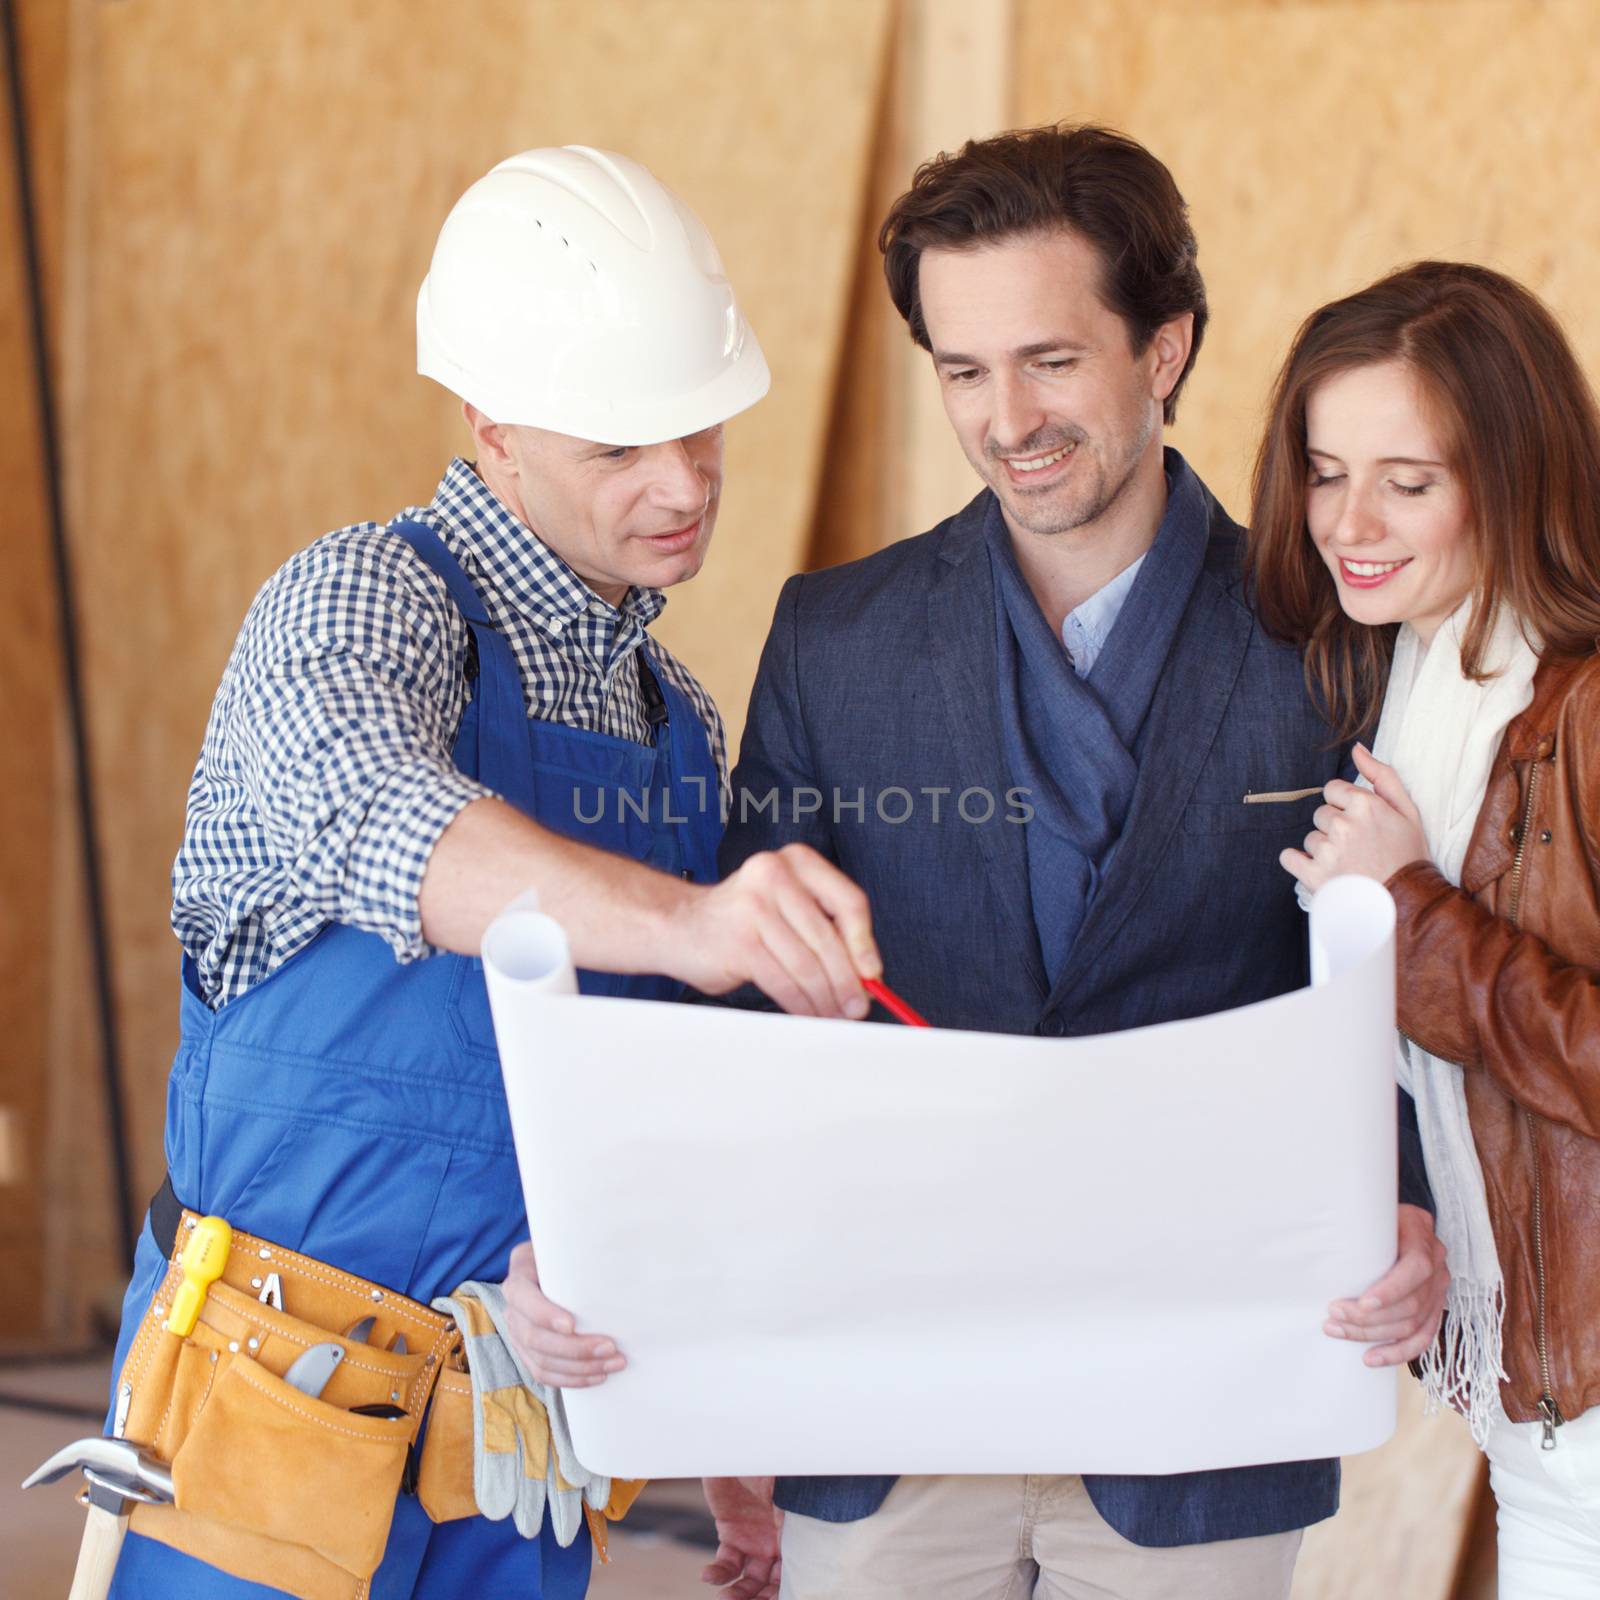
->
[534, 218, 542, 229]
[561, 236, 569, 248]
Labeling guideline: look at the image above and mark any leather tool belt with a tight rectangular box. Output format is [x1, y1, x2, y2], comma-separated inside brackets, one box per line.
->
[111, 1182, 484, 1600]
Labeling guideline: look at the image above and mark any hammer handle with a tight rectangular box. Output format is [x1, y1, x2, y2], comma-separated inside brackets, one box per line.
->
[68, 1504, 129, 1600]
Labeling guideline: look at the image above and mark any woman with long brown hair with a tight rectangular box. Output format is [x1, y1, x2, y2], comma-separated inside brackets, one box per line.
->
[1247, 260, 1600, 1596]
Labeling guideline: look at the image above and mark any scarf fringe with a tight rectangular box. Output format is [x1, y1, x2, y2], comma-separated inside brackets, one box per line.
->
[1413, 1278, 1506, 1450]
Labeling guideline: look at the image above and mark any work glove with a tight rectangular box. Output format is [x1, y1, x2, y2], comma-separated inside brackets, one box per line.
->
[432, 1279, 610, 1546]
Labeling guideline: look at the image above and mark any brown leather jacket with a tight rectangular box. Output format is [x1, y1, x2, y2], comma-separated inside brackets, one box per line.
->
[1387, 650, 1600, 1439]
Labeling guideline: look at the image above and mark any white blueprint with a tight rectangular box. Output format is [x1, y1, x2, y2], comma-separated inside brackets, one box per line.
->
[481, 876, 1399, 1478]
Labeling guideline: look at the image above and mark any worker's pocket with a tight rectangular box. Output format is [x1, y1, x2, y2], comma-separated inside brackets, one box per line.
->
[171, 1355, 412, 1578]
[445, 954, 500, 1056]
[151, 1335, 222, 1460]
[416, 1365, 479, 1522]
[133, 1277, 429, 1581]
[120, 1274, 436, 1449]
[112, 1232, 458, 1589]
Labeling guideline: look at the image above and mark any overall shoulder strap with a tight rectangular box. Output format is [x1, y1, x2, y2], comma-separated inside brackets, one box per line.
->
[387, 518, 533, 807]
[389, 517, 495, 626]
[640, 643, 724, 882]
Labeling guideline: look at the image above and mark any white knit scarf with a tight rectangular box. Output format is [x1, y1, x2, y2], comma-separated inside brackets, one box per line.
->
[1368, 599, 1539, 1446]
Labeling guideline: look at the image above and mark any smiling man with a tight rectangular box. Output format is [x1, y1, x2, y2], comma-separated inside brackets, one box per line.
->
[704, 124, 1445, 1600]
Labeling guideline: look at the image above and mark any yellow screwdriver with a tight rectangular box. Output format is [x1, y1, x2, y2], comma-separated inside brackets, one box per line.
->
[164, 1216, 232, 1337]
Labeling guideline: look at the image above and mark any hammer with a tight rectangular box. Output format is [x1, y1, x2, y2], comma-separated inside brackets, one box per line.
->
[23, 1437, 175, 1600]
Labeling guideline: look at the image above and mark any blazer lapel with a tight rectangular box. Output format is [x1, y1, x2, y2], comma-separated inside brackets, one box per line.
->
[927, 496, 1049, 1003]
[1046, 566, 1252, 1020]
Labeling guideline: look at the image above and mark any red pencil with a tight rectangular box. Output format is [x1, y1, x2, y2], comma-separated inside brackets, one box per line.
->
[863, 977, 931, 1028]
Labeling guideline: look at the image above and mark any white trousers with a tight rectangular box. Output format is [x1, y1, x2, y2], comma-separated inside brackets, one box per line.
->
[1486, 1403, 1600, 1599]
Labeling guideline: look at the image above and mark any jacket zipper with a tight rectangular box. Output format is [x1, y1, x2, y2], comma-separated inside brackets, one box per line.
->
[1507, 757, 1563, 1448]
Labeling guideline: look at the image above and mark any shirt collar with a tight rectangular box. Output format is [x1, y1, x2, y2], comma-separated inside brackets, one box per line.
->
[428, 458, 666, 635]
[1061, 552, 1147, 676]
[982, 447, 1208, 677]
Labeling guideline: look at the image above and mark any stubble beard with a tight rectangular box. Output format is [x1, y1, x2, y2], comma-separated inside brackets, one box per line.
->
[998, 407, 1158, 539]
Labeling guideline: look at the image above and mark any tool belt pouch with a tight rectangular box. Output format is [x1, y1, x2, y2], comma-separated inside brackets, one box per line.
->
[112, 1213, 460, 1600]
[414, 1364, 479, 1523]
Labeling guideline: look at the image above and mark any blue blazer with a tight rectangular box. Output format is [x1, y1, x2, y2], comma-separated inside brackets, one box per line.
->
[719, 483, 1430, 1547]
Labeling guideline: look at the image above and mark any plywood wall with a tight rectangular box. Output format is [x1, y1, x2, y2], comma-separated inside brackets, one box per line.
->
[0, 17, 55, 1344]
[1015, 0, 1600, 518]
[0, 0, 84, 1343]
[810, 0, 1014, 568]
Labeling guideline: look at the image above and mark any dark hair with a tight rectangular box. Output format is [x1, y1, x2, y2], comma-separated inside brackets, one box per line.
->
[878, 123, 1208, 423]
[1247, 261, 1600, 738]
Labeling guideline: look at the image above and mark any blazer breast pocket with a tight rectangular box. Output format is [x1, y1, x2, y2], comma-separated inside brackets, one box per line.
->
[1182, 791, 1322, 835]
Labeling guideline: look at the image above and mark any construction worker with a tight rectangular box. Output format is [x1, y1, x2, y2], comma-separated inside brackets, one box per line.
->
[99, 147, 879, 1599]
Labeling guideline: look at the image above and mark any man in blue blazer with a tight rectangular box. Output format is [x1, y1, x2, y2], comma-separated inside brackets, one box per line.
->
[701, 125, 1445, 1600]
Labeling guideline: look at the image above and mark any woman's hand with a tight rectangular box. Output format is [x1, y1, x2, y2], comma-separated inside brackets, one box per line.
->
[1281, 743, 1430, 893]
[1325, 1203, 1450, 1365]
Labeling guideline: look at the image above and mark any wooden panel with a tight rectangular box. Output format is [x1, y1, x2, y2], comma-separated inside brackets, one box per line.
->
[1016, 0, 1600, 517]
[643, 0, 893, 694]
[0, 0, 76, 1343]
[0, 105, 54, 1339]
[811, 0, 1015, 569]
[1291, 1377, 1486, 1599]
[808, 11, 905, 572]
[64, 0, 892, 1236]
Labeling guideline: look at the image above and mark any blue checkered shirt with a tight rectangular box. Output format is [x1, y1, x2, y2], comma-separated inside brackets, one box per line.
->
[172, 458, 727, 1007]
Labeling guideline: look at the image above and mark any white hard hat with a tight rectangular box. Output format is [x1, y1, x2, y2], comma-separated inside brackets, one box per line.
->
[417, 146, 770, 446]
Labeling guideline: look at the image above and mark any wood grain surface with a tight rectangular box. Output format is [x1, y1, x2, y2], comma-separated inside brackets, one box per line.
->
[0, 0, 79, 1343]
[1015, 0, 1600, 520]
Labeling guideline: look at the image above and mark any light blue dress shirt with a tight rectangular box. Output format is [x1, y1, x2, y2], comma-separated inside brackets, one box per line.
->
[1061, 552, 1147, 676]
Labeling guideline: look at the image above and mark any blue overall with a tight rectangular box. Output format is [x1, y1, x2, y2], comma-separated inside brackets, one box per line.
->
[106, 520, 722, 1598]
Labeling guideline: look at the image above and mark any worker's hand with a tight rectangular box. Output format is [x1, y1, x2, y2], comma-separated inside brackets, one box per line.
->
[501, 1241, 625, 1387]
[1281, 743, 1430, 894]
[674, 844, 881, 1018]
[1323, 1203, 1449, 1366]
[701, 1476, 783, 1600]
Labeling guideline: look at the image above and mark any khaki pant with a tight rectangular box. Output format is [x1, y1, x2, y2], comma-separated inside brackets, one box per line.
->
[779, 1475, 1302, 1600]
